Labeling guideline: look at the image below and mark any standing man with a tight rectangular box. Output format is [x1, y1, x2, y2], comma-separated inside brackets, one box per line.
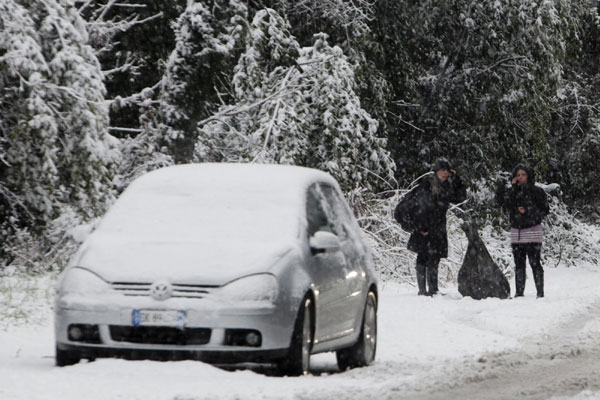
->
[395, 158, 467, 296]
[503, 164, 549, 298]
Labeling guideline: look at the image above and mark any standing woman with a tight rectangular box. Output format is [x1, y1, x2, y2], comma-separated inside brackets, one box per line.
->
[503, 164, 549, 298]
[397, 158, 467, 296]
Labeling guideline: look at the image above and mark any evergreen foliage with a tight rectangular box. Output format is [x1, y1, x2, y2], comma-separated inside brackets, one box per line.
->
[549, 4, 600, 213]
[196, 8, 308, 165]
[2, 0, 600, 280]
[300, 33, 395, 190]
[158, 0, 247, 164]
[371, 0, 581, 183]
[267, 0, 392, 161]
[0, 0, 119, 265]
[197, 9, 395, 191]
[79, 0, 187, 135]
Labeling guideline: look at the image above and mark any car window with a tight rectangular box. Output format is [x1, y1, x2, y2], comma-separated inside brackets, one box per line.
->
[306, 185, 334, 237]
[318, 184, 353, 240]
[318, 184, 368, 253]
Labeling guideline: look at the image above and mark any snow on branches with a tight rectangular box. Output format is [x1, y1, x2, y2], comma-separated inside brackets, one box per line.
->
[158, 0, 247, 164]
[196, 9, 395, 192]
[0, 0, 119, 265]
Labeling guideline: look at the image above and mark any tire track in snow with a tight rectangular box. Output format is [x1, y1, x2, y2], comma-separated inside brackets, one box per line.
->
[388, 299, 600, 400]
[278, 299, 600, 400]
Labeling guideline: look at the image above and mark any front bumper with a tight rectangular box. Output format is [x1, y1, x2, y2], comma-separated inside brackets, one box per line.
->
[54, 294, 295, 363]
[55, 342, 288, 363]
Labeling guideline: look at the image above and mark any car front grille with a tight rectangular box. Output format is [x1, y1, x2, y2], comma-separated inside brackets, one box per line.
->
[111, 282, 217, 299]
[109, 325, 211, 345]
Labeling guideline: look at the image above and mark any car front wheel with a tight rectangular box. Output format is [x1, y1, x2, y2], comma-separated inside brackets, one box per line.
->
[278, 296, 313, 376]
[336, 291, 377, 371]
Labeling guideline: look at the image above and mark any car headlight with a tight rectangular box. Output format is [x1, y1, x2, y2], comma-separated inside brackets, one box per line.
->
[56, 267, 111, 296]
[219, 274, 279, 303]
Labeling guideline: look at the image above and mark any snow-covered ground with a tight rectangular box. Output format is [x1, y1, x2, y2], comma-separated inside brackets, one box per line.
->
[2, 263, 600, 400]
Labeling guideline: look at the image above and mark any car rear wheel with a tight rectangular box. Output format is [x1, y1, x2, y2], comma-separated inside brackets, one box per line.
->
[55, 345, 81, 367]
[336, 291, 377, 371]
[278, 297, 313, 376]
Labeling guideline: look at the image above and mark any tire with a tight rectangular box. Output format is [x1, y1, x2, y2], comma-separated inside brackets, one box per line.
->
[278, 297, 313, 376]
[55, 345, 81, 367]
[336, 291, 377, 371]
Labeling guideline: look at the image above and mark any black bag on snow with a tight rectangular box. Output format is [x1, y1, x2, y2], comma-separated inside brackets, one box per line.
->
[458, 221, 510, 300]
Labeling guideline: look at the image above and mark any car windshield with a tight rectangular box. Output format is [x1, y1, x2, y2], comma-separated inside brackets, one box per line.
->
[97, 170, 302, 245]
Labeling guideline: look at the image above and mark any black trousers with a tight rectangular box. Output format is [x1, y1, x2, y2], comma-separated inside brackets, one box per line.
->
[416, 252, 440, 295]
[512, 242, 544, 297]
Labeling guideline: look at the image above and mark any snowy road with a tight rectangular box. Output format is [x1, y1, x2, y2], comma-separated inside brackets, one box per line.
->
[402, 300, 600, 400]
[262, 299, 600, 400]
[2, 267, 600, 400]
[413, 346, 600, 400]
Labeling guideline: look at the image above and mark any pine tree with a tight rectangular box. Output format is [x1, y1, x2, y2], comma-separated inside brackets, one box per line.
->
[78, 0, 187, 135]
[196, 8, 307, 164]
[158, 0, 247, 164]
[371, 0, 578, 183]
[549, 4, 600, 212]
[198, 9, 395, 191]
[300, 33, 395, 190]
[268, 0, 392, 164]
[0, 0, 119, 263]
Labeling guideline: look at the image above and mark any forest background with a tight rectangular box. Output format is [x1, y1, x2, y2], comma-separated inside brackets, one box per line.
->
[2, 0, 600, 286]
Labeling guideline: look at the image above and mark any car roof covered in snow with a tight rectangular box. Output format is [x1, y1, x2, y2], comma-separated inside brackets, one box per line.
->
[95, 163, 339, 242]
[127, 162, 338, 198]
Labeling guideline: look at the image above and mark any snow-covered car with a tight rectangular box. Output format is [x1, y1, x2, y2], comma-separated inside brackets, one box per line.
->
[54, 163, 378, 375]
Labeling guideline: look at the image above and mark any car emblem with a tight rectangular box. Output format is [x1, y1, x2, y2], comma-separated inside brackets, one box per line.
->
[150, 280, 172, 301]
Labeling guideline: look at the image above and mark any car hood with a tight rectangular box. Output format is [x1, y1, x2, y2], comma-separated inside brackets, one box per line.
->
[74, 235, 297, 286]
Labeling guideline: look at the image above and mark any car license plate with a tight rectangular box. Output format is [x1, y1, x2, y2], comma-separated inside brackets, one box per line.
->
[132, 309, 185, 327]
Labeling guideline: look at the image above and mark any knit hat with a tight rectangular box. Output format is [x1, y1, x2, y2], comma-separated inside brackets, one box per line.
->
[432, 157, 452, 172]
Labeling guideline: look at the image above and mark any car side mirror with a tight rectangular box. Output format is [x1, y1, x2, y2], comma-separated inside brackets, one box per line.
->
[309, 231, 341, 255]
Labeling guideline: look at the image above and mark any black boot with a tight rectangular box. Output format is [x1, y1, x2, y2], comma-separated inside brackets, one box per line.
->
[427, 265, 439, 295]
[533, 268, 544, 298]
[416, 265, 427, 296]
[514, 268, 525, 297]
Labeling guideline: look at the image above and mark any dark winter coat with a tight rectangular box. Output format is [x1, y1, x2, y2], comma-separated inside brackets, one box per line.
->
[503, 164, 549, 229]
[402, 173, 467, 258]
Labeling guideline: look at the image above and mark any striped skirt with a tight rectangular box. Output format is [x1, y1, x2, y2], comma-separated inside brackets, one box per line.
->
[511, 224, 543, 244]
